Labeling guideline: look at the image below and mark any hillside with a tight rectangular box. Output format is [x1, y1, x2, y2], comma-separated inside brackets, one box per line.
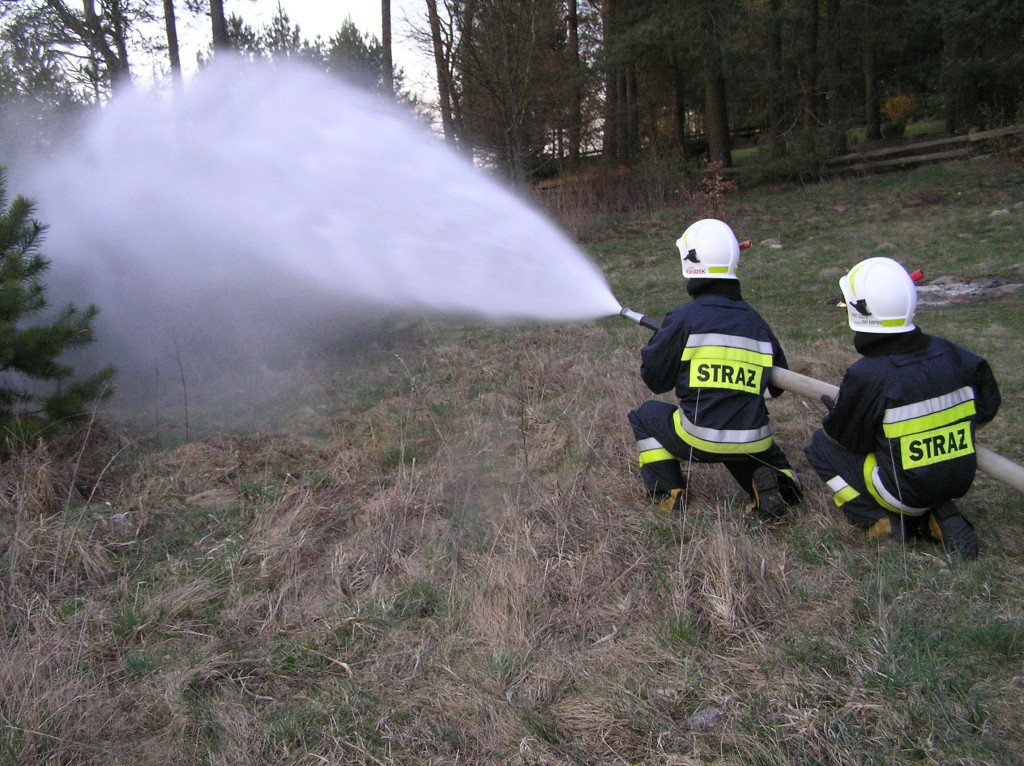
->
[3, 158, 1023, 765]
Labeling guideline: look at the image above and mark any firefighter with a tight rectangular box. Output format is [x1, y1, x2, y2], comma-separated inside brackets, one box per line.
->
[803, 256, 1001, 559]
[627, 218, 803, 520]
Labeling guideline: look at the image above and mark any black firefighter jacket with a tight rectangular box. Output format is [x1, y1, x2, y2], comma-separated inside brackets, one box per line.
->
[823, 329, 1001, 510]
[640, 287, 789, 455]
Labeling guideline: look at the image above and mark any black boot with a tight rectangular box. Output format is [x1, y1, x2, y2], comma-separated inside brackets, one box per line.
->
[657, 487, 686, 514]
[751, 466, 786, 522]
[866, 511, 912, 542]
[927, 500, 978, 560]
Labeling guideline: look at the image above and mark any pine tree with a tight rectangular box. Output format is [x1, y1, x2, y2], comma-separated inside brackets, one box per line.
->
[0, 170, 114, 449]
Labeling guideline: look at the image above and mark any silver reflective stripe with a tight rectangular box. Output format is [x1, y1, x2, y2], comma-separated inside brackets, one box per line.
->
[686, 333, 774, 355]
[870, 464, 929, 515]
[883, 386, 974, 424]
[637, 437, 664, 452]
[677, 408, 774, 444]
[826, 476, 849, 494]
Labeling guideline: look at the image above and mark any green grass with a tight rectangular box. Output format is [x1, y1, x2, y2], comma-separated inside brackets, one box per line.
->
[2, 157, 1024, 764]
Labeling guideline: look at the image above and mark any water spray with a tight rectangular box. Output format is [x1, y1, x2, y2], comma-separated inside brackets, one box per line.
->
[19, 56, 626, 411]
[618, 302, 1024, 495]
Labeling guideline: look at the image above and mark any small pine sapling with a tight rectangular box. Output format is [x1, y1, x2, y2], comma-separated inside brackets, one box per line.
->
[0, 170, 114, 451]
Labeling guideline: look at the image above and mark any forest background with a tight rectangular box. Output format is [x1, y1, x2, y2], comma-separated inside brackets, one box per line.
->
[2, 0, 1024, 187]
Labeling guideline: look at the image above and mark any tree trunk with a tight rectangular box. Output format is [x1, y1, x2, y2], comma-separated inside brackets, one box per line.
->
[162, 0, 182, 87]
[860, 1, 880, 140]
[626, 63, 639, 160]
[940, 6, 975, 134]
[567, 0, 581, 166]
[427, 0, 456, 145]
[701, 12, 732, 168]
[210, 0, 228, 51]
[671, 54, 687, 158]
[765, 0, 785, 157]
[506, 84, 526, 185]
[602, 0, 621, 162]
[823, 0, 845, 155]
[801, 0, 819, 131]
[381, 0, 394, 96]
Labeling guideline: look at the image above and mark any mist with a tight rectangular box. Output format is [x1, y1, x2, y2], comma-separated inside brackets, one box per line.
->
[7, 57, 620, 419]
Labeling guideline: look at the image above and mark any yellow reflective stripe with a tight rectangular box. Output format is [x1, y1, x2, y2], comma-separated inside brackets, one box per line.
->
[682, 345, 774, 366]
[833, 486, 859, 507]
[881, 318, 909, 328]
[883, 402, 976, 438]
[677, 429, 774, 454]
[674, 408, 774, 444]
[862, 454, 929, 515]
[638, 448, 675, 467]
[883, 403, 976, 438]
[683, 333, 775, 359]
[883, 387, 975, 437]
[682, 338, 773, 393]
[826, 475, 859, 507]
[708, 266, 729, 274]
[688, 360, 763, 392]
[899, 422, 974, 468]
[862, 454, 901, 513]
[672, 408, 773, 454]
[847, 262, 867, 292]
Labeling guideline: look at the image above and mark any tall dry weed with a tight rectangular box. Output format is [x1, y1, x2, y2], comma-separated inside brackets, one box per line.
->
[680, 512, 791, 635]
[1, 441, 119, 601]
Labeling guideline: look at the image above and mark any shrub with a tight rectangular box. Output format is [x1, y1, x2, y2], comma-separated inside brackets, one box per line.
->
[882, 93, 915, 136]
[0, 170, 114, 453]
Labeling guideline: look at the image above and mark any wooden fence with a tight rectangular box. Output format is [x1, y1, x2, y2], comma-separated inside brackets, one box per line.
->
[822, 124, 1024, 175]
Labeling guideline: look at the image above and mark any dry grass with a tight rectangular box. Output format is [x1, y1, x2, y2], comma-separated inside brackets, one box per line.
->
[4, 160, 1024, 764]
[0, 326, 959, 764]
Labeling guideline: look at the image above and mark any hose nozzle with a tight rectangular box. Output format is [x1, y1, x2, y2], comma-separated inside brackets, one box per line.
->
[619, 307, 662, 331]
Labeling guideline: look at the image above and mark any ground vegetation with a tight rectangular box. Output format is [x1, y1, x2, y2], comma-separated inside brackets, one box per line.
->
[2, 157, 1022, 764]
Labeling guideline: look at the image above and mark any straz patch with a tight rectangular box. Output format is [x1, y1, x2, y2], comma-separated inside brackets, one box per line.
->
[900, 422, 974, 468]
[689, 359, 762, 392]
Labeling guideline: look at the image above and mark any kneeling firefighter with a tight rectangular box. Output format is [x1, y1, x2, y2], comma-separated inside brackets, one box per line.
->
[627, 218, 803, 520]
[803, 256, 1001, 559]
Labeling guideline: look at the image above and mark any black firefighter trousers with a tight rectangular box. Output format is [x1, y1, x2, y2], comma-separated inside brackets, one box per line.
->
[628, 400, 802, 503]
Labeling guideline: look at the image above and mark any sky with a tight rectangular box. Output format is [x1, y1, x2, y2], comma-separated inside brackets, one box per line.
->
[171, 0, 435, 96]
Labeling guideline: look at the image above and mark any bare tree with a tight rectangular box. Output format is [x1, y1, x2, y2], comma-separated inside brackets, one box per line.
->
[698, 6, 731, 168]
[44, 0, 138, 95]
[162, 0, 182, 86]
[823, 0, 846, 155]
[860, 0, 880, 140]
[764, 0, 785, 156]
[381, 0, 394, 95]
[426, 0, 457, 144]
[210, 0, 227, 50]
[452, 0, 567, 183]
[567, 0, 581, 166]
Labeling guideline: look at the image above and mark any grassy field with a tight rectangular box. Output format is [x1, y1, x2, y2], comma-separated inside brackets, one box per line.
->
[2, 158, 1024, 765]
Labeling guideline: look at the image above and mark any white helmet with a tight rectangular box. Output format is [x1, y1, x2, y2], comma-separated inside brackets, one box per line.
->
[839, 256, 917, 334]
[676, 219, 740, 280]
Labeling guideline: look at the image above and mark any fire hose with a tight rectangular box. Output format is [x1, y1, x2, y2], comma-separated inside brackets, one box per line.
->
[619, 307, 1024, 494]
